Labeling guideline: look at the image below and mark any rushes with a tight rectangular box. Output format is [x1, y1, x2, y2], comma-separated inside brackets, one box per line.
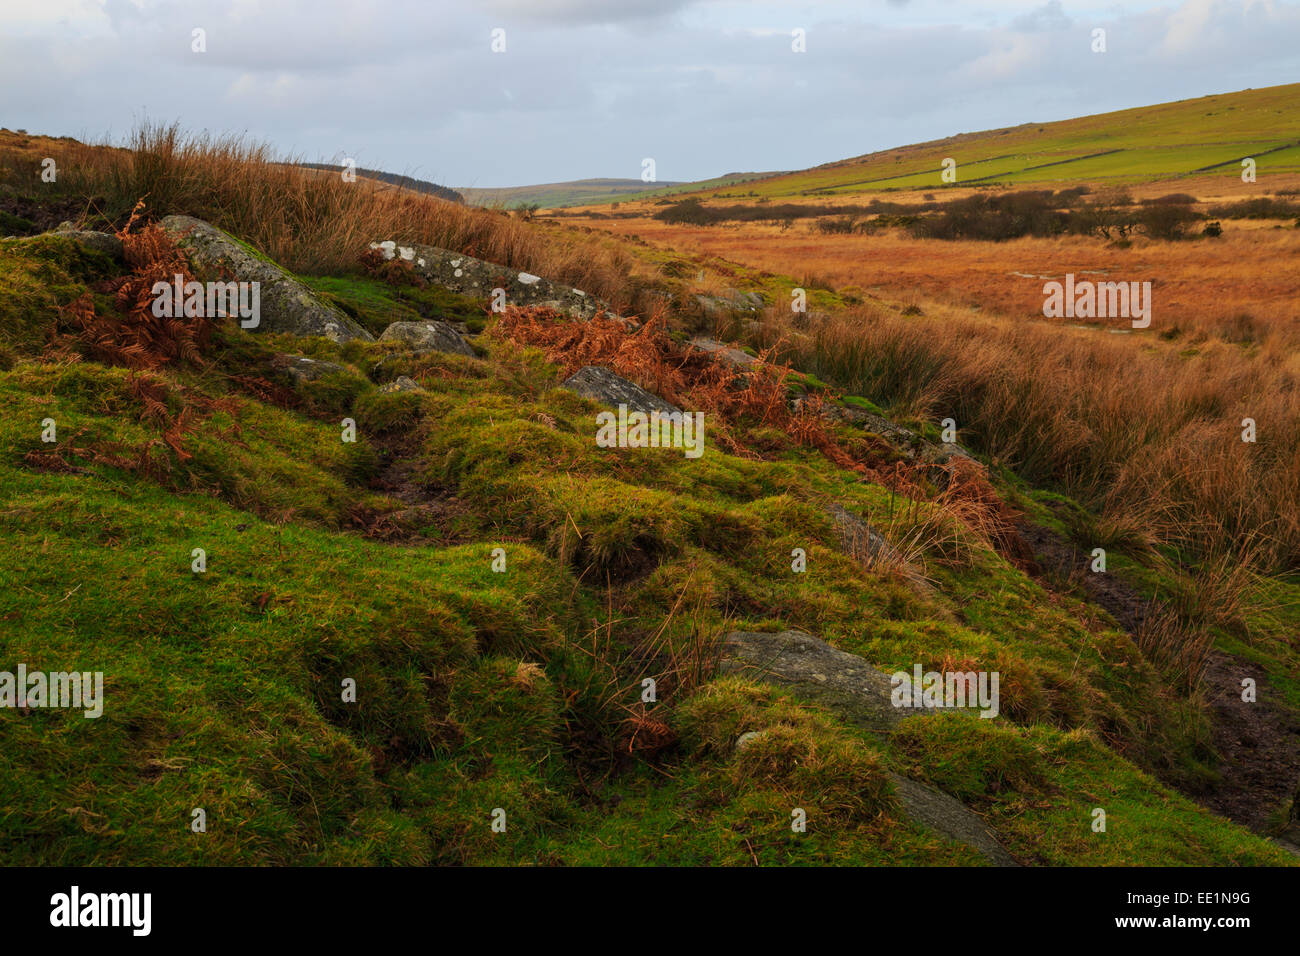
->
[37, 121, 648, 312]
[770, 302, 1299, 573]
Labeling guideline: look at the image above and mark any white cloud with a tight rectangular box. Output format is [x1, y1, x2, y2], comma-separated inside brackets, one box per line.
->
[0, 0, 1296, 186]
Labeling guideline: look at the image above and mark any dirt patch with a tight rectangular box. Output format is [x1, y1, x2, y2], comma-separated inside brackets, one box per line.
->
[0, 193, 99, 234]
[1018, 517, 1300, 849]
[1017, 520, 1152, 633]
[1199, 654, 1300, 834]
[357, 429, 474, 545]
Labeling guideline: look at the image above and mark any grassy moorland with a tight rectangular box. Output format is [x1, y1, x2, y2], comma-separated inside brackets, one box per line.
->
[0, 105, 1296, 865]
[693, 83, 1300, 198]
[458, 173, 780, 210]
[554, 85, 1300, 584]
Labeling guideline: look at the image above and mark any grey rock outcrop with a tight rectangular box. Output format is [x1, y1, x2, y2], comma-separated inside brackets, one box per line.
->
[689, 336, 758, 369]
[889, 775, 1018, 866]
[378, 320, 476, 357]
[368, 240, 610, 320]
[695, 289, 765, 315]
[721, 628, 1018, 865]
[814, 400, 980, 467]
[161, 215, 373, 343]
[379, 376, 423, 394]
[719, 630, 905, 732]
[820, 401, 919, 445]
[561, 366, 680, 416]
[921, 441, 977, 466]
[279, 355, 348, 384]
[52, 222, 124, 261]
[826, 502, 898, 566]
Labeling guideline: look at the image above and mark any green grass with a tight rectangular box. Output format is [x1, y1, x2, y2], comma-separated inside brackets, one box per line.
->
[0, 223, 1292, 866]
[680, 83, 1300, 200]
[301, 274, 487, 337]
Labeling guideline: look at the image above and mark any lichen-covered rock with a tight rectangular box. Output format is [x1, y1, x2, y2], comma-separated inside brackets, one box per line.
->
[719, 630, 907, 732]
[889, 774, 1019, 867]
[368, 239, 610, 320]
[921, 440, 976, 466]
[161, 215, 373, 343]
[279, 355, 348, 383]
[694, 288, 765, 315]
[721, 628, 1018, 865]
[379, 375, 423, 394]
[561, 366, 680, 416]
[689, 336, 758, 369]
[826, 502, 898, 566]
[823, 402, 919, 445]
[52, 222, 124, 261]
[378, 320, 476, 357]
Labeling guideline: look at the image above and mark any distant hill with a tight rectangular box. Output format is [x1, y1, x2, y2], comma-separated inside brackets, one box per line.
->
[458, 178, 685, 209]
[675, 83, 1300, 200]
[298, 163, 464, 203]
[460, 171, 782, 209]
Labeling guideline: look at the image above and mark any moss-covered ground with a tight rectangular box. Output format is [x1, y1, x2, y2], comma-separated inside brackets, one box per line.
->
[0, 231, 1293, 866]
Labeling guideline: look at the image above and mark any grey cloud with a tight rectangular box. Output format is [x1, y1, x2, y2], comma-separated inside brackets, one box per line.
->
[1, 0, 1296, 187]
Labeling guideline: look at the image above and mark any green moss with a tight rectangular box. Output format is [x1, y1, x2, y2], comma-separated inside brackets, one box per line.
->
[353, 387, 425, 435]
[0, 235, 118, 353]
[303, 274, 485, 337]
[841, 394, 886, 416]
[0, 209, 36, 235]
[894, 715, 1291, 865]
[0, 231, 1292, 867]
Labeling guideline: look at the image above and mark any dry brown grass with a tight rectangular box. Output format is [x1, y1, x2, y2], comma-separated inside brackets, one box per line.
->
[8, 122, 653, 313]
[492, 303, 1035, 568]
[764, 301, 1300, 571]
[558, 193, 1300, 573]
[562, 200, 1300, 346]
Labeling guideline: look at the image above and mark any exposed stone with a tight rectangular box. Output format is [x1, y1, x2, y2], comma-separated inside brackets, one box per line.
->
[921, 441, 976, 466]
[826, 502, 897, 566]
[279, 355, 348, 384]
[561, 366, 680, 416]
[719, 630, 907, 732]
[52, 222, 124, 261]
[160, 215, 373, 343]
[379, 376, 423, 394]
[378, 320, 476, 357]
[368, 239, 611, 321]
[735, 730, 768, 753]
[689, 336, 758, 369]
[694, 288, 765, 316]
[889, 774, 1019, 866]
[823, 402, 919, 445]
[720, 628, 1018, 866]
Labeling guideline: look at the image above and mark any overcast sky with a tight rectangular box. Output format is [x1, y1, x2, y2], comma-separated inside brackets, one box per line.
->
[2, 0, 1297, 188]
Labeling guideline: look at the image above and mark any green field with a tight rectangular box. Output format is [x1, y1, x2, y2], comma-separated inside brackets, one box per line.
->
[681, 83, 1300, 198]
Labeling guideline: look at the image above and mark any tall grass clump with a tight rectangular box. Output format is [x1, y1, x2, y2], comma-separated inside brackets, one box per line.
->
[780, 304, 1300, 572]
[40, 122, 648, 312]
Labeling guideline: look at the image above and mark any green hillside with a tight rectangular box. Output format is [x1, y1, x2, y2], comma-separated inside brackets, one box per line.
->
[690, 84, 1300, 199]
[460, 172, 779, 209]
[0, 223, 1295, 866]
